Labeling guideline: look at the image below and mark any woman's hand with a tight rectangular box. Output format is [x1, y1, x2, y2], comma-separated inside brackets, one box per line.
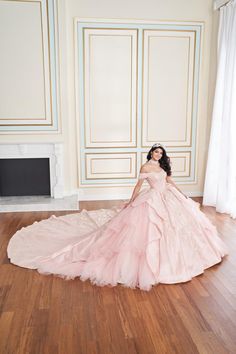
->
[123, 200, 132, 208]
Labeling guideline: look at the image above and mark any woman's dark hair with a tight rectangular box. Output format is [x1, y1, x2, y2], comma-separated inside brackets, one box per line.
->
[147, 145, 172, 176]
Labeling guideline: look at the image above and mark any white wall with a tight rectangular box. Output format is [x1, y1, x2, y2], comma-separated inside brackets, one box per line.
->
[0, 0, 219, 199]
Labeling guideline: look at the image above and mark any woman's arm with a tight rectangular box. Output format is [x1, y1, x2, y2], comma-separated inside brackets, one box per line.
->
[123, 168, 146, 207]
[123, 179, 144, 208]
[129, 179, 144, 203]
[166, 175, 188, 199]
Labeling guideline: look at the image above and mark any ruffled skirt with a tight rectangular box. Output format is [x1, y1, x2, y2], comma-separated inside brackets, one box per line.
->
[7, 184, 228, 291]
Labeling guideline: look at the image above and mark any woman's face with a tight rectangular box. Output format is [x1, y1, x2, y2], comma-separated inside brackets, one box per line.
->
[151, 148, 163, 161]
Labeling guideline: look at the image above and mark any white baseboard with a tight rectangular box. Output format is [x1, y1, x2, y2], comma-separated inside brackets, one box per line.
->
[188, 192, 203, 198]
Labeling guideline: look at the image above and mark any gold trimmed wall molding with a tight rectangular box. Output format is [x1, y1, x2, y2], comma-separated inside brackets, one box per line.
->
[0, 0, 60, 132]
[75, 19, 203, 187]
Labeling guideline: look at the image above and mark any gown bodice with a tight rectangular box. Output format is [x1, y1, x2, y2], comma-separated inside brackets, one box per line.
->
[138, 169, 168, 191]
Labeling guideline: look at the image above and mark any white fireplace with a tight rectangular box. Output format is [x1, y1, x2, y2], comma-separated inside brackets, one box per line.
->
[0, 143, 64, 198]
[0, 143, 79, 212]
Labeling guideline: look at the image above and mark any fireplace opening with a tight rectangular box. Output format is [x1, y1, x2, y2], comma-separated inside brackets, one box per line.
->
[0, 158, 51, 197]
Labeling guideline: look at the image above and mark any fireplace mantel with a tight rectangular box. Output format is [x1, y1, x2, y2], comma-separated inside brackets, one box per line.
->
[0, 143, 64, 198]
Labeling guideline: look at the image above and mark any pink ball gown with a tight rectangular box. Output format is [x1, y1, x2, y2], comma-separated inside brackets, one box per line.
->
[7, 169, 228, 291]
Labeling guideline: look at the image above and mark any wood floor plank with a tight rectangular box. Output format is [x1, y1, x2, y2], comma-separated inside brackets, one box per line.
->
[0, 200, 236, 354]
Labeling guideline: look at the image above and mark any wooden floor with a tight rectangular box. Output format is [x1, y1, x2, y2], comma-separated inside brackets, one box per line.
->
[0, 199, 236, 354]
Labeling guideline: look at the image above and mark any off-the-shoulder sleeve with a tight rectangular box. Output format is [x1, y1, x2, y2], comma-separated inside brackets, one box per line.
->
[138, 172, 148, 180]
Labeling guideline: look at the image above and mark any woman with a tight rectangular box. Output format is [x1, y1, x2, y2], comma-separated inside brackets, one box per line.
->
[7, 144, 228, 291]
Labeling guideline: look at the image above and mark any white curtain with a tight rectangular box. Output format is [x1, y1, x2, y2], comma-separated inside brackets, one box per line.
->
[203, 0, 236, 218]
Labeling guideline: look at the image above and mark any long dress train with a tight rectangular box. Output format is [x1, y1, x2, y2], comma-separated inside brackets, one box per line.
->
[7, 169, 228, 291]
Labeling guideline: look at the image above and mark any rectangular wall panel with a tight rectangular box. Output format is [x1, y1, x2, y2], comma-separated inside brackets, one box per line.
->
[85, 153, 137, 179]
[0, 0, 59, 132]
[0, 1, 45, 120]
[142, 30, 195, 147]
[167, 152, 191, 177]
[83, 28, 137, 147]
